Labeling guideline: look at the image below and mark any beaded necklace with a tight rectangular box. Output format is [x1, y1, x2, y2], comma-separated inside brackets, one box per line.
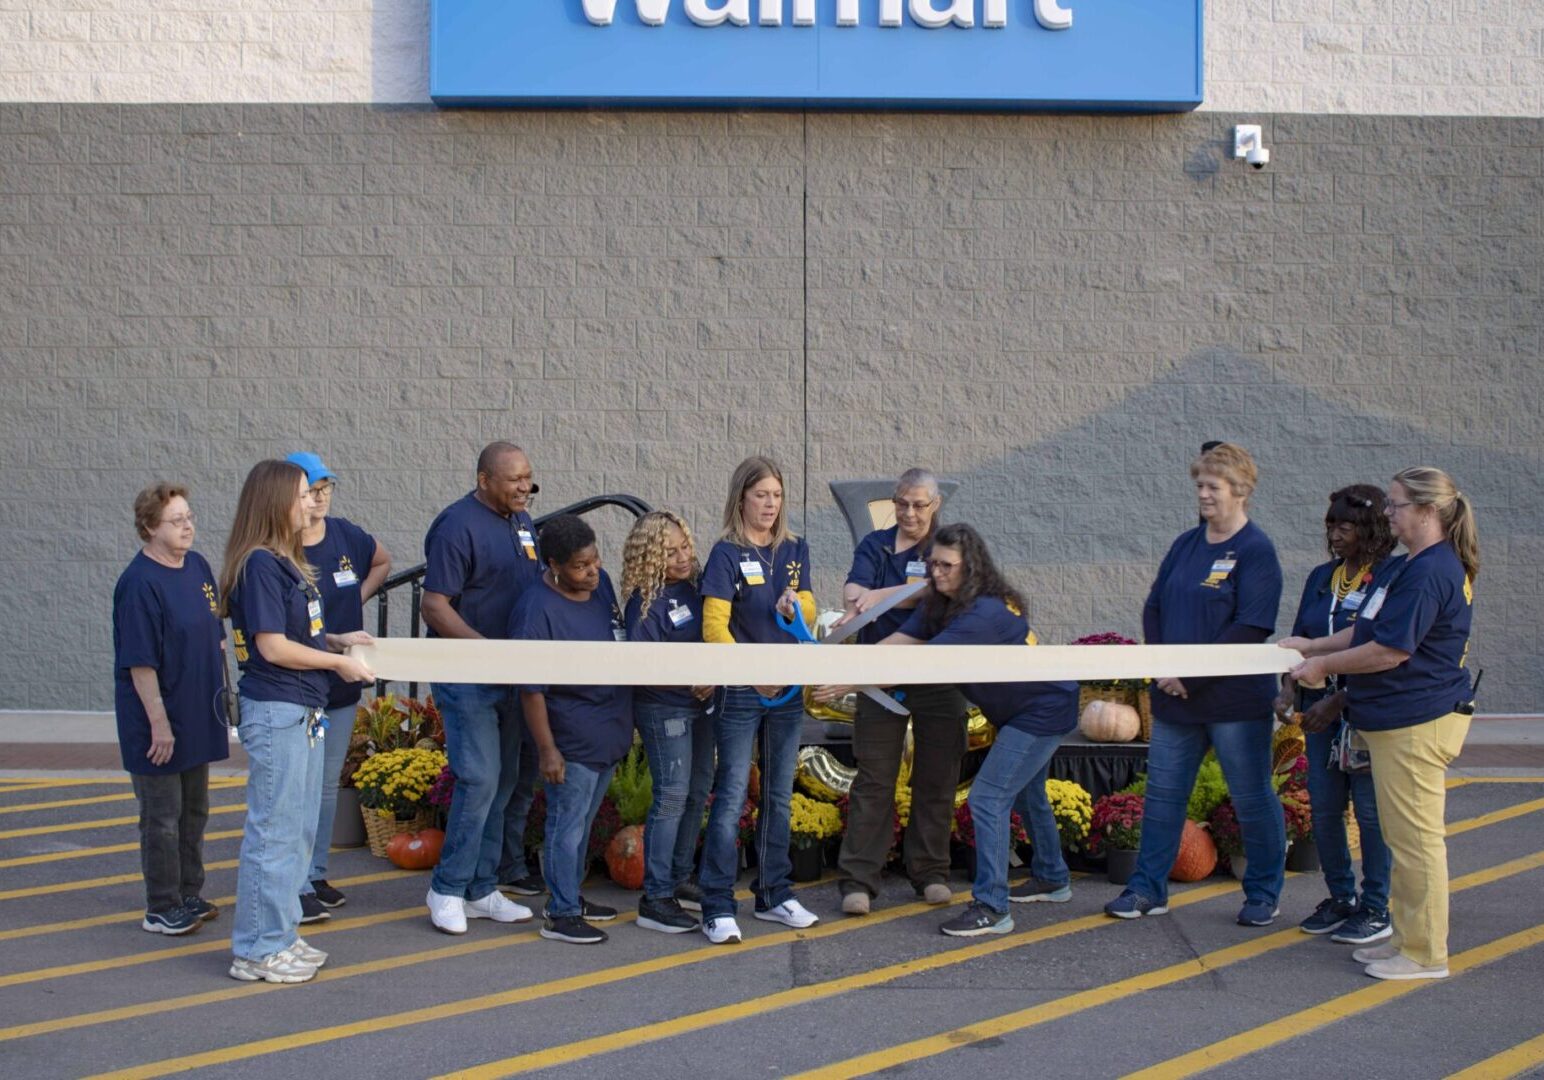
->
[1330, 559, 1373, 601]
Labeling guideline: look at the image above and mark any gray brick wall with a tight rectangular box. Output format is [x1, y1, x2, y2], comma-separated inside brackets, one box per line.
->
[0, 105, 1538, 711]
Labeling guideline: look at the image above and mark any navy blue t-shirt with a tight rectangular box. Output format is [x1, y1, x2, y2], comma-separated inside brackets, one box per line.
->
[1289, 556, 1391, 711]
[1346, 543, 1474, 731]
[228, 549, 331, 708]
[112, 551, 230, 775]
[846, 526, 932, 644]
[305, 516, 378, 710]
[624, 578, 704, 709]
[423, 492, 541, 640]
[700, 536, 811, 645]
[510, 571, 634, 770]
[898, 597, 1078, 736]
[1142, 521, 1283, 725]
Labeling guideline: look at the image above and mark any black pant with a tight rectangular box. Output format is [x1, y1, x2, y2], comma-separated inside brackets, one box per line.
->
[838, 685, 968, 897]
[131, 765, 211, 914]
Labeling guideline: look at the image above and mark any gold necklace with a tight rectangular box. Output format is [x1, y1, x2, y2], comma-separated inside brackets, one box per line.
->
[1331, 560, 1373, 600]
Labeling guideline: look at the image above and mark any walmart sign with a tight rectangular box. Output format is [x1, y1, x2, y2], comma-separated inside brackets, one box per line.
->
[430, 1, 1204, 110]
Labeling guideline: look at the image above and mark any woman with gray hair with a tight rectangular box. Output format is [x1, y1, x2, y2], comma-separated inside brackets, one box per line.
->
[830, 469, 969, 914]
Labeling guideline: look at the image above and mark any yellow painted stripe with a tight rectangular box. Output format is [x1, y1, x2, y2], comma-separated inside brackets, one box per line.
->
[0, 828, 244, 869]
[1125, 919, 1544, 1079]
[0, 868, 413, 948]
[0, 778, 143, 789]
[1450, 776, 1544, 785]
[0, 801, 246, 841]
[0, 780, 243, 816]
[0, 860, 239, 903]
[788, 850, 1544, 1080]
[1447, 1030, 1544, 1080]
[1446, 797, 1544, 837]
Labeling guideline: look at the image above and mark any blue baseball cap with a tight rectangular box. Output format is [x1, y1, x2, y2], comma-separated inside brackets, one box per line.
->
[285, 452, 338, 486]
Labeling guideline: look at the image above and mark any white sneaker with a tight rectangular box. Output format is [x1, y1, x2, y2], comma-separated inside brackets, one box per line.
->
[702, 916, 742, 945]
[754, 898, 819, 929]
[229, 949, 318, 984]
[289, 937, 328, 968]
[1365, 954, 1448, 981]
[1352, 941, 1402, 964]
[465, 889, 533, 924]
[427, 889, 468, 934]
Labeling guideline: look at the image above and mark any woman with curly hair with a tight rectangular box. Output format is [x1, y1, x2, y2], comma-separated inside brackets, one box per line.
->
[1274, 485, 1396, 945]
[621, 510, 715, 934]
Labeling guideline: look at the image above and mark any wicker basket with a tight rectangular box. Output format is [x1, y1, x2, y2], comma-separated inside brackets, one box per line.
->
[1077, 685, 1153, 743]
[363, 807, 433, 858]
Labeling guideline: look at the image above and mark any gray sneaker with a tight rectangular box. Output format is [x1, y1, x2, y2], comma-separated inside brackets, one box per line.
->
[229, 948, 318, 984]
[1009, 879, 1072, 904]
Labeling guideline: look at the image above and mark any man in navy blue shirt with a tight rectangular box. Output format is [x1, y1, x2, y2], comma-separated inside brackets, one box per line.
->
[421, 442, 544, 935]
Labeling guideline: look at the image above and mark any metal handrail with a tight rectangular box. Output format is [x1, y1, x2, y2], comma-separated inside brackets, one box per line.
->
[372, 493, 654, 697]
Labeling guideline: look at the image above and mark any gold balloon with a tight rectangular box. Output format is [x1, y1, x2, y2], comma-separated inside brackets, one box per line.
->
[954, 780, 972, 809]
[795, 745, 856, 801]
[804, 686, 857, 723]
[966, 708, 997, 752]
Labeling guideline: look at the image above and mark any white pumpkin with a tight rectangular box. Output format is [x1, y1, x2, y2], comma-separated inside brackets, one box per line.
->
[1079, 700, 1140, 743]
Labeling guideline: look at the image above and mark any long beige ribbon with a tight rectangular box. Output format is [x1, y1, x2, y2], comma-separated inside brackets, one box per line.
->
[351, 640, 1301, 686]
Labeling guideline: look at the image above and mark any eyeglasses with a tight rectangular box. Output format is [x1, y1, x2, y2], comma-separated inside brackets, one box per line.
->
[892, 498, 935, 513]
[311, 482, 336, 497]
[162, 514, 195, 529]
[1385, 500, 1415, 514]
[926, 560, 961, 573]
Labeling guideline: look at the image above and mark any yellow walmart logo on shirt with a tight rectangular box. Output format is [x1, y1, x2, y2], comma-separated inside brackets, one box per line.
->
[232, 628, 248, 663]
[785, 559, 802, 591]
[202, 582, 218, 616]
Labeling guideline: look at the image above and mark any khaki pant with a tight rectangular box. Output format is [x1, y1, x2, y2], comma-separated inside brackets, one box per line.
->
[1361, 711, 1471, 966]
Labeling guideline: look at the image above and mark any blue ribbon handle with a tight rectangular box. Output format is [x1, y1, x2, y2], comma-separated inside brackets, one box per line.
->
[758, 608, 816, 707]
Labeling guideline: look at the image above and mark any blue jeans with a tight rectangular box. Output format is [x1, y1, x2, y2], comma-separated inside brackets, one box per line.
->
[1306, 723, 1391, 913]
[635, 698, 714, 899]
[232, 698, 323, 961]
[429, 682, 521, 902]
[1129, 717, 1285, 907]
[969, 725, 1070, 913]
[496, 726, 539, 884]
[699, 686, 804, 920]
[304, 703, 355, 888]
[542, 760, 616, 918]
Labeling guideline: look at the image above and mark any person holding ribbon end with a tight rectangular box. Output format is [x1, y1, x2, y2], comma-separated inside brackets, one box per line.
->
[1284, 467, 1478, 981]
[421, 442, 543, 935]
[1272, 485, 1394, 946]
[832, 468, 969, 916]
[697, 455, 819, 945]
[621, 510, 715, 934]
[220, 460, 375, 984]
[287, 451, 391, 922]
[112, 482, 229, 937]
[1105, 442, 1287, 927]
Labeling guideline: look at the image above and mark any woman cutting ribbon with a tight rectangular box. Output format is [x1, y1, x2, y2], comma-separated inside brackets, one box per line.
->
[697, 456, 818, 945]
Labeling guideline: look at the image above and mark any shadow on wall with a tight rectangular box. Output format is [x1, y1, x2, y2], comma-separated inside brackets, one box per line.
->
[372, 0, 433, 104]
[801, 349, 1540, 705]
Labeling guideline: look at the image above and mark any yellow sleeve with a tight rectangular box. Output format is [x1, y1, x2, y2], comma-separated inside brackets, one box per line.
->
[798, 590, 817, 630]
[703, 597, 735, 644]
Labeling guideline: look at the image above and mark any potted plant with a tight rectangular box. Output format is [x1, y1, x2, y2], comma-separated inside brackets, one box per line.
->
[1046, 778, 1093, 854]
[1089, 792, 1145, 884]
[789, 792, 842, 882]
[340, 694, 446, 846]
[951, 801, 1029, 881]
[1282, 787, 1318, 872]
[352, 746, 449, 857]
[1208, 797, 1246, 878]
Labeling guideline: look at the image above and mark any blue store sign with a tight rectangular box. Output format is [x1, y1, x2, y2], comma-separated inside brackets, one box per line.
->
[431, 1, 1204, 111]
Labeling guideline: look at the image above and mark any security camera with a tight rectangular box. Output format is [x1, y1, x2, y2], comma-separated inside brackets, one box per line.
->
[1234, 124, 1269, 171]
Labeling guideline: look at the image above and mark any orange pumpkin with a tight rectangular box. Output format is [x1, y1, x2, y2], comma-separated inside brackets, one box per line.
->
[386, 827, 444, 871]
[605, 824, 646, 890]
[1079, 700, 1141, 743]
[1169, 820, 1218, 882]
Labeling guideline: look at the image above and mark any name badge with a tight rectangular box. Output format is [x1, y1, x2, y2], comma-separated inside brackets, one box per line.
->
[1361, 586, 1387, 620]
[517, 529, 537, 560]
[1210, 559, 1237, 575]
[612, 623, 628, 642]
[1342, 590, 1366, 612]
[667, 602, 694, 627]
[333, 568, 358, 588]
[740, 559, 765, 586]
[905, 559, 927, 582]
[307, 597, 324, 637]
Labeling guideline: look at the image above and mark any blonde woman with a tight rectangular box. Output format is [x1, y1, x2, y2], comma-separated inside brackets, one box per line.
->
[1287, 467, 1478, 981]
[220, 460, 374, 984]
[621, 511, 714, 934]
[696, 456, 818, 944]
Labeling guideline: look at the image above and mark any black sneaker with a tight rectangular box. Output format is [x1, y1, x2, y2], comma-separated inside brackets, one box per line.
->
[181, 896, 219, 922]
[1299, 897, 1356, 935]
[940, 902, 1013, 937]
[674, 880, 704, 912]
[142, 906, 202, 936]
[498, 874, 545, 897]
[638, 896, 699, 934]
[1331, 907, 1393, 945]
[541, 915, 608, 944]
[1008, 879, 1072, 904]
[581, 896, 618, 922]
[309, 880, 346, 908]
[299, 892, 332, 924]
